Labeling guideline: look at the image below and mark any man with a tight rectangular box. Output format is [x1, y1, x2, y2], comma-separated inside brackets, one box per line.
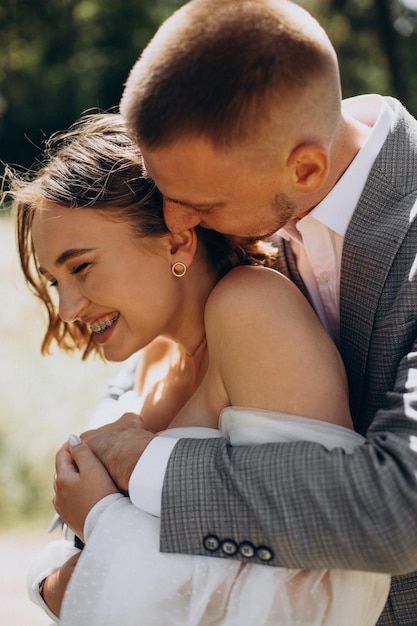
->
[70, 1, 417, 623]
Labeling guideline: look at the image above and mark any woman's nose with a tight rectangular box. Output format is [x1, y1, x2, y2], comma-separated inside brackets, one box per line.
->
[58, 283, 88, 323]
[163, 201, 202, 233]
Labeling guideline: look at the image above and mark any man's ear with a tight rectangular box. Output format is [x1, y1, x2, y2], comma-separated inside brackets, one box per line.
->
[287, 143, 329, 194]
[169, 228, 198, 268]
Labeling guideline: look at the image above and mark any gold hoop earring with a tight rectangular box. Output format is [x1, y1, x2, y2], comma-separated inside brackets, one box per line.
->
[171, 261, 187, 277]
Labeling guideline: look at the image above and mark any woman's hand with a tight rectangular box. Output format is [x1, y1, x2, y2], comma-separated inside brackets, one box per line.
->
[53, 436, 118, 541]
[41, 552, 81, 618]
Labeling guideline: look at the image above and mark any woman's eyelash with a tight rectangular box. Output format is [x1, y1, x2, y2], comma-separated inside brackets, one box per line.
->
[71, 262, 91, 275]
[45, 262, 90, 287]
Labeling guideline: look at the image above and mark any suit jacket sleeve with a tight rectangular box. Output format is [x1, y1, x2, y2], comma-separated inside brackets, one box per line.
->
[159, 345, 417, 575]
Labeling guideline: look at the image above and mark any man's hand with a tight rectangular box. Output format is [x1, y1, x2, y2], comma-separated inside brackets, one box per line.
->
[54, 438, 118, 540]
[80, 412, 156, 492]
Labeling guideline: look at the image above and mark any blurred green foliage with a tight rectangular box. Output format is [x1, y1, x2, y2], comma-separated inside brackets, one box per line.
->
[0, 427, 53, 527]
[0, 0, 185, 171]
[1, 0, 416, 174]
[301, 0, 417, 111]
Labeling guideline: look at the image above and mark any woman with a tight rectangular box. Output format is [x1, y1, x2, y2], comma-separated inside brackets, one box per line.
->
[11, 113, 390, 625]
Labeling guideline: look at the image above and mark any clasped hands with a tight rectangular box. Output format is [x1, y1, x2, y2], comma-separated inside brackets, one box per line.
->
[53, 412, 155, 541]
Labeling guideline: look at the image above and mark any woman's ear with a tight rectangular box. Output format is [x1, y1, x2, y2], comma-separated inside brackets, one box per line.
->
[168, 228, 198, 268]
[287, 143, 329, 194]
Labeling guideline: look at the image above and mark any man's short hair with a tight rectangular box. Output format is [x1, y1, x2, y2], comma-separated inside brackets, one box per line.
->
[121, 0, 339, 149]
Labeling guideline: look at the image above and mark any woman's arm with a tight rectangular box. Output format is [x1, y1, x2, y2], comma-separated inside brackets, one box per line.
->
[33, 439, 130, 621]
[40, 552, 81, 619]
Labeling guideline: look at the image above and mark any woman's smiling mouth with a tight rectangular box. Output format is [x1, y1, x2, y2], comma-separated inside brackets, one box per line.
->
[89, 313, 120, 334]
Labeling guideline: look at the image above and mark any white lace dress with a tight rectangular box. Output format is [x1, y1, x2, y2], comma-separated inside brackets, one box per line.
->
[57, 407, 390, 626]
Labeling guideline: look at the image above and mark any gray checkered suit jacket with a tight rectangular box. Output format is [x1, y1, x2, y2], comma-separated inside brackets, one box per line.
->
[160, 98, 417, 625]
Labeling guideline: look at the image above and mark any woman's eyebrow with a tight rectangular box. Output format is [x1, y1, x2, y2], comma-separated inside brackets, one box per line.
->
[38, 248, 95, 276]
[54, 248, 96, 266]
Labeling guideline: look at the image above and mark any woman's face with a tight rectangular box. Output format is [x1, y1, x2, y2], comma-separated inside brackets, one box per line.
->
[32, 201, 180, 361]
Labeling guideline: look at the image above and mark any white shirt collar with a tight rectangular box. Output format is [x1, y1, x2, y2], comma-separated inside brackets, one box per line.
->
[280, 94, 393, 238]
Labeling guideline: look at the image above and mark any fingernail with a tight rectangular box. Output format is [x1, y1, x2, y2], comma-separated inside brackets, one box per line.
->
[68, 434, 82, 447]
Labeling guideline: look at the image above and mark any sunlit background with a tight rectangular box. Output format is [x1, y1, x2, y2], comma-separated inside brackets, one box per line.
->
[0, 0, 416, 623]
[0, 216, 120, 623]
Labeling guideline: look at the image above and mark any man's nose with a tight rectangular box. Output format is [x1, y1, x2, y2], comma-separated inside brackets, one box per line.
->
[58, 284, 88, 323]
[163, 202, 202, 233]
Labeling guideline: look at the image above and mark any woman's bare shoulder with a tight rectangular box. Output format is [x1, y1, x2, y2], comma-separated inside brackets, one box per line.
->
[205, 265, 313, 328]
[204, 266, 351, 426]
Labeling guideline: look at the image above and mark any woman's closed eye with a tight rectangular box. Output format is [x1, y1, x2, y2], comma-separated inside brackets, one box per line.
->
[71, 262, 91, 276]
[42, 261, 92, 288]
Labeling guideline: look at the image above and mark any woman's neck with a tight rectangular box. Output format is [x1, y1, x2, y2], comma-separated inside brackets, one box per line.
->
[173, 256, 217, 358]
[137, 335, 209, 432]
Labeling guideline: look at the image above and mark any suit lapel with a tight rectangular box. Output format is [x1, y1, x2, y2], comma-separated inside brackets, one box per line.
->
[273, 238, 314, 306]
[340, 103, 417, 423]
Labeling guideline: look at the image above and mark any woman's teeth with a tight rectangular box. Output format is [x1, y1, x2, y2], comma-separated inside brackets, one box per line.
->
[90, 316, 118, 334]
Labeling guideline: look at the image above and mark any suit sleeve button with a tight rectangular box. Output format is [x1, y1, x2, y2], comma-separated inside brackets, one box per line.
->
[238, 542, 256, 558]
[256, 546, 274, 562]
[221, 539, 238, 555]
[203, 534, 220, 552]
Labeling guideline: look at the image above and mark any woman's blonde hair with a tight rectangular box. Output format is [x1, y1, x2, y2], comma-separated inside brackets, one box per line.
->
[9, 113, 276, 359]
